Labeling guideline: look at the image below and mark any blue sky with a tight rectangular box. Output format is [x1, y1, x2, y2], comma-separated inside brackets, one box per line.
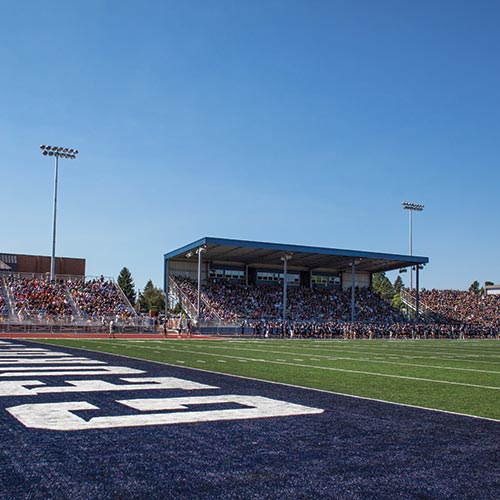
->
[1, 0, 499, 293]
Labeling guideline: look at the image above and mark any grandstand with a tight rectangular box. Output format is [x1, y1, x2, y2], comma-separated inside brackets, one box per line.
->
[164, 237, 430, 328]
[2, 238, 497, 338]
[0, 274, 138, 333]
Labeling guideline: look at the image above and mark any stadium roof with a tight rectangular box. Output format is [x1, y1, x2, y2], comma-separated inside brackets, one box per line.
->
[164, 237, 429, 274]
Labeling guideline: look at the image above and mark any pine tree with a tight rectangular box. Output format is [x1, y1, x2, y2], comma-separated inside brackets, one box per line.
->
[117, 267, 136, 305]
[138, 280, 165, 314]
[393, 276, 404, 294]
[372, 272, 395, 303]
[469, 281, 480, 295]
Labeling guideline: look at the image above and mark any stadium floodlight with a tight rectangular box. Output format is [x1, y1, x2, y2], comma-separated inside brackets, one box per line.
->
[402, 201, 424, 290]
[40, 144, 79, 280]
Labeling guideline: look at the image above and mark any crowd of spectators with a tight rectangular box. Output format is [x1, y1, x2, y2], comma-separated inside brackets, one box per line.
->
[173, 276, 405, 323]
[5, 276, 73, 321]
[409, 289, 500, 329]
[0, 288, 7, 318]
[68, 276, 136, 322]
[0, 275, 136, 324]
[172, 276, 499, 338]
[246, 319, 496, 339]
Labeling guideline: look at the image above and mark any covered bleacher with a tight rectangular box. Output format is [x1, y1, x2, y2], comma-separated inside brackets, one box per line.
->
[163, 237, 429, 327]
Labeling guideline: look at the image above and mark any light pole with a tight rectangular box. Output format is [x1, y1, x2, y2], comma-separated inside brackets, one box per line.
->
[281, 253, 293, 323]
[402, 202, 424, 290]
[40, 145, 78, 281]
[196, 246, 206, 323]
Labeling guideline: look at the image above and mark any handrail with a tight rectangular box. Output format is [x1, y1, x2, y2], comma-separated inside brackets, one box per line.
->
[114, 281, 138, 318]
[0, 277, 16, 320]
[199, 291, 224, 322]
[400, 288, 438, 317]
[168, 276, 198, 320]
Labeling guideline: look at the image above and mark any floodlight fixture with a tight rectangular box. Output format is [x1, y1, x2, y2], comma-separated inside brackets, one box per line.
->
[40, 144, 79, 280]
[401, 201, 424, 290]
[402, 202, 424, 211]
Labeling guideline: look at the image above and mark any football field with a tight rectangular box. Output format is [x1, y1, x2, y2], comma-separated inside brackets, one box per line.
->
[41, 338, 500, 421]
[1, 338, 499, 499]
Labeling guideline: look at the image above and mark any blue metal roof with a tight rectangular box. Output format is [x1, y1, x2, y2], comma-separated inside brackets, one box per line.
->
[164, 237, 428, 274]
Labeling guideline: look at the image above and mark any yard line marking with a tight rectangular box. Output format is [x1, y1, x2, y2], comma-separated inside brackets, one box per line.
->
[157, 346, 500, 391]
[196, 344, 500, 375]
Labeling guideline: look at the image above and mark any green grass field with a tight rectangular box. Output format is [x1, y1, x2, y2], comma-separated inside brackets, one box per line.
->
[39, 338, 500, 421]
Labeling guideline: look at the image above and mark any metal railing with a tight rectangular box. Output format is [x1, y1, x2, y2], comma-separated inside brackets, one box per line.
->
[400, 288, 438, 319]
[113, 281, 138, 319]
[168, 276, 198, 320]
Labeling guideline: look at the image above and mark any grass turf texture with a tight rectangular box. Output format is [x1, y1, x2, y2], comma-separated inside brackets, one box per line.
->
[38, 338, 500, 421]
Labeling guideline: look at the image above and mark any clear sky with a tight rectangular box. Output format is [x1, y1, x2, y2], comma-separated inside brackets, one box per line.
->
[1, 0, 499, 293]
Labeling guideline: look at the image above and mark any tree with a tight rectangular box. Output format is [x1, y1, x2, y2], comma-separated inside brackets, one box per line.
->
[485, 281, 494, 287]
[469, 281, 481, 295]
[117, 267, 136, 305]
[372, 272, 395, 303]
[138, 280, 165, 314]
[393, 276, 404, 294]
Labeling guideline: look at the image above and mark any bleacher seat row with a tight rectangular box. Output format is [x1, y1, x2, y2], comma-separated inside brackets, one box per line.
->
[0, 275, 135, 324]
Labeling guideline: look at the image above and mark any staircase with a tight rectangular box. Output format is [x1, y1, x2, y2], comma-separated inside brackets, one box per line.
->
[168, 277, 200, 321]
[113, 280, 138, 319]
[400, 288, 440, 320]
[0, 277, 18, 321]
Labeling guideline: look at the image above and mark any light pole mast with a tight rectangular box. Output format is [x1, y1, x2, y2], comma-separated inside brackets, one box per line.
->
[196, 246, 206, 323]
[40, 145, 78, 281]
[281, 253, 293, 323]
[402, 202, 424, 290]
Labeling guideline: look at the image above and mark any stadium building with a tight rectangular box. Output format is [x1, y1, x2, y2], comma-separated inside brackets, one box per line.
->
[0, 252, 85, 277]
[163, 237, 429, 322]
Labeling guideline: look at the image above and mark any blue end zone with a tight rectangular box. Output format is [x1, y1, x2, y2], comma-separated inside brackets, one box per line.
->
[0, 340, 498, 500]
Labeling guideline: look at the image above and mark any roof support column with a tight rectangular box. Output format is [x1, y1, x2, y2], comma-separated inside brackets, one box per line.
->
[351, 260, 356, 322]
[281, 254, 292, 323]
[196, 246, 206, 323]
[415, 264, 420, 322]
[164, 259, 169, 317]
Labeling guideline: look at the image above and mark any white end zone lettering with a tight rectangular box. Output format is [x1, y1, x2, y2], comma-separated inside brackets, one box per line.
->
[7, 395, 324, 431]
[0, 377, 218, 396]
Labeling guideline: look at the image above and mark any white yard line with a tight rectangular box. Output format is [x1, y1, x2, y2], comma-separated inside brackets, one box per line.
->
[145, 345, 500, 391]
[188, 344, 500, 375]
